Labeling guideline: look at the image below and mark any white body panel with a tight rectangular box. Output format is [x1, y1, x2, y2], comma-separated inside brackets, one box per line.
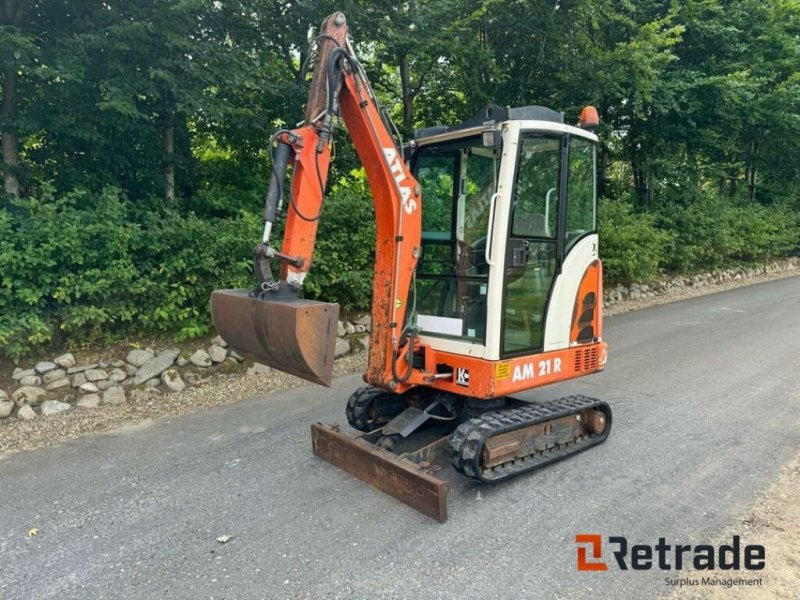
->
[543, 233, 599, 351]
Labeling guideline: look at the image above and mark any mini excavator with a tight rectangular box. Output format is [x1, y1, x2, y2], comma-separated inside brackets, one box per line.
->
[211, 12, 611, 522]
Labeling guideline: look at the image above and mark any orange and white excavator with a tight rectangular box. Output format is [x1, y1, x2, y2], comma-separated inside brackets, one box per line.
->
[211, 12, 611, 522]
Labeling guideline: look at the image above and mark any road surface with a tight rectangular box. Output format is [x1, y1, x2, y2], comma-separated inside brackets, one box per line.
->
[1, 277, 799, 599]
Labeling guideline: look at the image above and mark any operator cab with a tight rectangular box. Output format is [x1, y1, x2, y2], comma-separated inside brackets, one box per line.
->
[409, 104, 599, 361]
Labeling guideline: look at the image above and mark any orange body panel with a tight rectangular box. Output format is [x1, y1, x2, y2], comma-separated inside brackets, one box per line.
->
[400, 342, 607, 399]
[571, 260, 602, 344]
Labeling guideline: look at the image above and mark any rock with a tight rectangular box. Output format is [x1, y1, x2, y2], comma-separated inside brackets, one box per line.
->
[337, 320, 346, 337]
[54, 353, 76, 369]
[12, 368, 34, 381]
[211, 335, 228, 348]
[85, 369, 109, 382]
[344, 321, 356, 335]
[246, 362, 271, 376]
[350, 334, 370, 353]
[161, 369, 186, 392]
[176, 357, 189, 367]
[145, 378, 161, 388]
[42, 368, 67, 384]
[334, 338, 351, 358]
[96, 380, 114, 391]
[71, 372, 87, 387]
[0, 399, 13, 418]
[77, 394, 101, 409]
[184, 370, 212, 386]
[355, 324, 366, 333]
[126, 348, 154, 368]
[355, 315, 371, 328]
[230, 350, 244, 362]
[110, 359, 125, 368]
[189, 349, 212, 367]
[35, 361, 57, 374]
[12, 386, 46, 407]
[131, 348, 180, 385]
[217, 358, 243, 374]
[102, 386, 126, 405]
[54, 391, 75, 403]
[80, 382, 99, 394]
[41, 400, 71, 417]
[67, 363, 99, 375]
[17, 405, 36, 421]
[45, 377, 71, 391]
[208, 345, 227, 364]
[20, 375, 42, 387]
[109, 368, 127, 383]
[124, 364, 138, 376]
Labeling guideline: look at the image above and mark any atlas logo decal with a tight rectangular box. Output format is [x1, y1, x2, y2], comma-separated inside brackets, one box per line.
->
[576, 535, 765, 572]
[383, 147, 417, 214]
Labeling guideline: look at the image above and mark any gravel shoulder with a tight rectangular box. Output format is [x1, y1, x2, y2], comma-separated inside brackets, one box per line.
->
[666, 450, 800, 600]
[0, 352, 368, 459]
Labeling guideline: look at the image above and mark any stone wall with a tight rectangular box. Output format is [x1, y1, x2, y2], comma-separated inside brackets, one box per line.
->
[603, 258, 799, 306]
[0, 317, 373, 423]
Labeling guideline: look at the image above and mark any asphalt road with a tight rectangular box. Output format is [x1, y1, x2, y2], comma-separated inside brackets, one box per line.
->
[1, 278, 799, 600]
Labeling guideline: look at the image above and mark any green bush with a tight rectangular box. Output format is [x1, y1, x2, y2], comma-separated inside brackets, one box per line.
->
[658, 194, 799, 272]
[0, 185, 259, 358]
[599, 195, 671, 284]
[303, 169, 376, 312]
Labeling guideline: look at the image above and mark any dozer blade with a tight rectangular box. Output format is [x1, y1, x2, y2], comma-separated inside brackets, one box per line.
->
[211, 289, 339, 386]
[311, 423, 449, 522]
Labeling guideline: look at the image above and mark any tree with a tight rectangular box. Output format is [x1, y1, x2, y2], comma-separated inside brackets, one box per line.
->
[0, 0, 33, 197]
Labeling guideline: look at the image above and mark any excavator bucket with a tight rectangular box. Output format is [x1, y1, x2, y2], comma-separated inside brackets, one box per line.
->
[210, 289, 340, 386]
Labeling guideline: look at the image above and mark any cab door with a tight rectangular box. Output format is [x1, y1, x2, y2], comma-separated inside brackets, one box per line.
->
[499, 132, 598, 357]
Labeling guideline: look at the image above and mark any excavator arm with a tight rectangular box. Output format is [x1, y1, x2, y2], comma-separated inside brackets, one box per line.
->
[211, 12, 421, 389]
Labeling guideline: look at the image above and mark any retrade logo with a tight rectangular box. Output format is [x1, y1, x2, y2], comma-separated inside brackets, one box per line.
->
[576, 534, 608, 571]
[575, 534, 765, 572]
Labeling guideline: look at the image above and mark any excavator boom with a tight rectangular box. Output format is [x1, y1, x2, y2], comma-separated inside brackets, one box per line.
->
[211, 12, 421, 387]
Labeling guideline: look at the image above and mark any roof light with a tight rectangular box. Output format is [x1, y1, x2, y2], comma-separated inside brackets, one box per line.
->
[579, 106, 599, 130]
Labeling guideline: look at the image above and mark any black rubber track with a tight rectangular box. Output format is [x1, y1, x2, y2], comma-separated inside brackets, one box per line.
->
[449, 395, 612, 482]
[345, 386, 407, 433]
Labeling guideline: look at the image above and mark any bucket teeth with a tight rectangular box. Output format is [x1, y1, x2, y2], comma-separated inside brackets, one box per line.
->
[210, 289, 340, 386]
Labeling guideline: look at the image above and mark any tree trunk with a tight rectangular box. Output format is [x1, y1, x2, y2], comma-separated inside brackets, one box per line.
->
[2, 0, 32, 198]
[399, 55, 414, 133]
[1, 68, 20, 197]
[747, 141, 758, 202]
[163, 125, 175, 204]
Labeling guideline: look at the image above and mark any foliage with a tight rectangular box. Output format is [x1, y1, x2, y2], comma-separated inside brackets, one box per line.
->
[658, 194, 800, 273]
[303, 170, 376, 311]
[599, 195, 671, 285]
[0, 186, 259, 357]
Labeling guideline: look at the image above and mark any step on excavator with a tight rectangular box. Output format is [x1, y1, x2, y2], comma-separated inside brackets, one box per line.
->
[211, 12, 611, 522]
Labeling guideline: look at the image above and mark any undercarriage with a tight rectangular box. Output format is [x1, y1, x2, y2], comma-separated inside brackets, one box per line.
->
[312, 388, 611, 522]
